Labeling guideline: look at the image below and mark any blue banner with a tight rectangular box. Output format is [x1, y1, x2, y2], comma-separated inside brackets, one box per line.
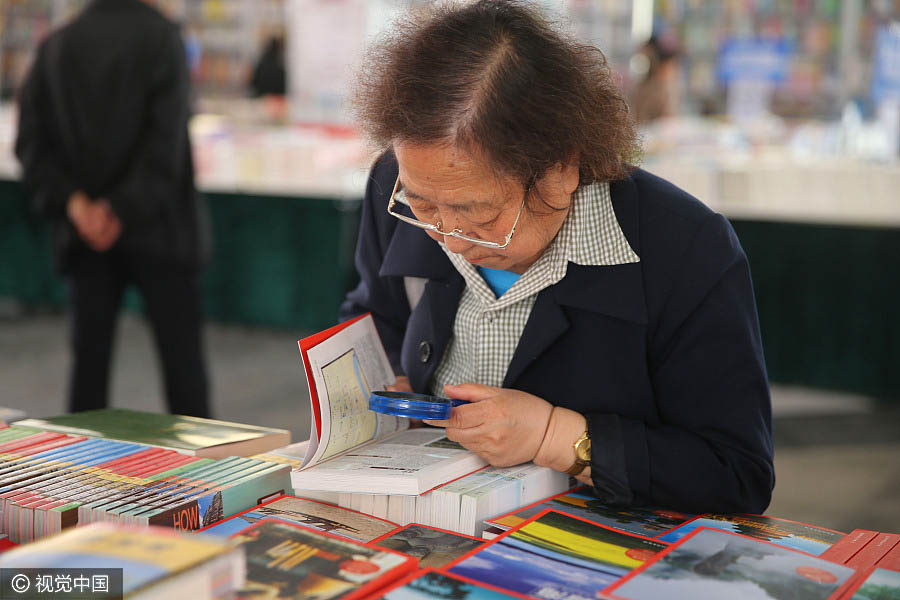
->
[872, 25, 900, 102]
[717, 38, 793, 85]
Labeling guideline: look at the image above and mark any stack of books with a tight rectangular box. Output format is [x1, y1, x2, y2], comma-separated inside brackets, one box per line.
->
[333, 462, 570, 536]
[819, 528, 900, 598]
[288, 315, 569, 535]
[0, 418, 292, 542]
[199, 493, 489, 570]
[0, 522, 245, 599]
[15, 408, 290, 459]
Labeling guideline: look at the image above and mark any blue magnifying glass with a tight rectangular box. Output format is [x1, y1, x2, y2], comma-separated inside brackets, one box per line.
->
[369, 390, 469, 420]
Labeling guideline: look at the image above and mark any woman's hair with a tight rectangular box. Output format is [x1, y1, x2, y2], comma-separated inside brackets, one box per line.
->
[353, 0, 641, 188]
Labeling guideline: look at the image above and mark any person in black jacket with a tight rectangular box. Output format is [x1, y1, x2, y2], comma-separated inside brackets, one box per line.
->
[15, 0, 211, 417]
[340, 1, 774, 513]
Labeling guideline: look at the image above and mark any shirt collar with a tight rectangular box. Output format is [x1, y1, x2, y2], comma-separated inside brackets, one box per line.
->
[440, 180, 639, 307]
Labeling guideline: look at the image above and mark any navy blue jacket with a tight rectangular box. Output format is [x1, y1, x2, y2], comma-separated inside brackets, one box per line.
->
[341, 153, 775, 514]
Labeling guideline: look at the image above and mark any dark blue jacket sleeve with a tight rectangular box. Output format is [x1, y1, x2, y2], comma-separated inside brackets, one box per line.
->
[588, 211, 774, 514]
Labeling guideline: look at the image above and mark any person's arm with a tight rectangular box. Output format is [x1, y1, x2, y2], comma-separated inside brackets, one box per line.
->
[101, 26, 192, 226]
[586, 212, 774, 514]
[339, 153, 411, 374]
[15, 45, 78, 220]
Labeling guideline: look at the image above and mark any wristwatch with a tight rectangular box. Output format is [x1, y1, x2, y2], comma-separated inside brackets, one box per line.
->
[565, 429, 591, 476]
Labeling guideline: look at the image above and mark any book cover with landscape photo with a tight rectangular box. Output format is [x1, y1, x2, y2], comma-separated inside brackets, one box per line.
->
[485, 487, 693, 538]
[605, 527, 857, 600]
[657, 513, 845, 556]
[370, 524, 485, 569]
[447, 509, 668, 599]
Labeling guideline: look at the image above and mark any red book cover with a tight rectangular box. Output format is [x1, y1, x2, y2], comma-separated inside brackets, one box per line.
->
[846, 532, 900, 571]
[230, 518, 417, 600]
[298, 313, 368, 440]
[820, 529, 880, 564]
[876, 537, 900, 570]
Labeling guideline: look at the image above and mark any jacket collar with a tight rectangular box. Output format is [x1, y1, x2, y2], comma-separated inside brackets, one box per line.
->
[385, 170, 649, 389]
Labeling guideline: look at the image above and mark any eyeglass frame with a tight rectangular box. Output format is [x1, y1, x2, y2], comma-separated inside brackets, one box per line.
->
[386, 174, 530, 250]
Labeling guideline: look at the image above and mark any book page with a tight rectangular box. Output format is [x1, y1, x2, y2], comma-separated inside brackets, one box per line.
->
[311, 429, 469, 475]
[302, 315, 406, 468]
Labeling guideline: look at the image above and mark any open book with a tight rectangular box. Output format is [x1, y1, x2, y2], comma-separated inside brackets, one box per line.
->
[290, 314, 486, 495]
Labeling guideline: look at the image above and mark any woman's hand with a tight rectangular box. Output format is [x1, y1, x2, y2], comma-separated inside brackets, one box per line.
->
[423, 383, 552, 467]
[386, 376, 413, 393]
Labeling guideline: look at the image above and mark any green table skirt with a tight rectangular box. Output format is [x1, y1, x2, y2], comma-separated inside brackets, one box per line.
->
[2, 179, 898, 400]
[0, 179, 360, 333]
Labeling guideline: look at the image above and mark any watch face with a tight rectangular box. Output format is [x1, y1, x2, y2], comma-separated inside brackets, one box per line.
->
[575, 436, 591, 462]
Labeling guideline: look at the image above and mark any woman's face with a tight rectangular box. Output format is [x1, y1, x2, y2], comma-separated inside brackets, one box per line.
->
[393, 142, 579, 274]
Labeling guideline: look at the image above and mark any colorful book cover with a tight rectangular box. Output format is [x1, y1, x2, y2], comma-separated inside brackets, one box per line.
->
[657, 513, 846, 556]
[135, 462, 291, 530]
[841, 567, 900, 599]
[0, 522, 243, 596]
[231, 518, 417, 600]
[196, 495, 398, 542]
[370, 524, 485, 569]
[604, 527, 858, 600]
[377, 568, 531, 600]
[91, 457, 259, 522]
[16, 409, 290, 458]
[485, 486, 693, 539]
[447, 509, 668, 599]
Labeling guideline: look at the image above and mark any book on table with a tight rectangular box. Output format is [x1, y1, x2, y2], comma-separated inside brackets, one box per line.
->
[15, 408, 290, 459]
[818, 528, 900, 599]
[484, 485, 695, 539]
[0, 430, 291, 540]
[196, 494, 399, 542]
[229, 518, 417, 600]
[377, 568, 532, 600]
[0, 522, 245, 599]
[603, 526, 859, 600]
[369, 523, 486, 569]
[446, 508, 670, 599]
[289, 314, 486, 496]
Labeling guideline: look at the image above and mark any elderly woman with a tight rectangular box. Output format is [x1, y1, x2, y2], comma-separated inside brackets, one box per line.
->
[341, 1, 773, 514]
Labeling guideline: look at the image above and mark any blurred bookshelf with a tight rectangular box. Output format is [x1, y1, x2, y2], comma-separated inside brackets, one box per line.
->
[0, 0, 87, 101]
[653, 0, 900, 119]
[0, 0, 286, 102]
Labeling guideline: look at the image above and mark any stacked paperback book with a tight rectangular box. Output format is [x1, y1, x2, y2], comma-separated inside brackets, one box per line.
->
[0, 413, 291, 542]
[0, 522, 246, 599]
[288, 314, 570, 535]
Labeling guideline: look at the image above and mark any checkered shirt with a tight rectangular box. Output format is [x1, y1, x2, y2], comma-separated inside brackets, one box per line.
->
[428, 181, 640, 394]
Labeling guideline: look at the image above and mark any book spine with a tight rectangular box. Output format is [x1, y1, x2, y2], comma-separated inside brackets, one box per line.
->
[846, 532, 900, 571]
[820, 529, 880, 564]
[875, 537, 900, 570]
[145, 463, 290, 531]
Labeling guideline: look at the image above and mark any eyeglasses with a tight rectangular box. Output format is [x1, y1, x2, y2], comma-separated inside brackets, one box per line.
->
[386, 175, 528, 250]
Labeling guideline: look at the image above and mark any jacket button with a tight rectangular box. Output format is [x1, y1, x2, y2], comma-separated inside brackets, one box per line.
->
[418, 341, 432, 363]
